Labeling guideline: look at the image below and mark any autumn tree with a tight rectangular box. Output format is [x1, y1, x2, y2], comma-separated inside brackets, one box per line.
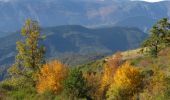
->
[64, 68, 88, 99]
[84, 71, 102, 100]
[101, 52, 123, 97]
[9, 19, 45, 85]
[142, 18, 170, 57]
[106, 62, 143, 100]
[36, 60, 68, 94]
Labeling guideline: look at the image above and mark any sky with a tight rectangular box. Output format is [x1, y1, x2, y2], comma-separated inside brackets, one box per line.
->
[137, 0, 164, 2]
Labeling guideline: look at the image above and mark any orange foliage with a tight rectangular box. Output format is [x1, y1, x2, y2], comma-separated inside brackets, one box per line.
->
[101, 52, 122, 91]
[36, 60, 68, 94]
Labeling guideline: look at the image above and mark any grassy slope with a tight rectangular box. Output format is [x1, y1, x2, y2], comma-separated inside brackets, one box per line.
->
[79, 48, 142, 71]
[79, 47, 170, 76]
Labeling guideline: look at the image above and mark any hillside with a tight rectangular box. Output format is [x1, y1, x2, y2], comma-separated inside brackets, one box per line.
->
[78, 48, 142, 72]
[0, 18, 170, 100]
[0, 25, 147, 67]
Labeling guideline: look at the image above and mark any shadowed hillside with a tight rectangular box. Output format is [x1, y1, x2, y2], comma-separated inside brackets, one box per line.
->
[0, 25, 147, 67]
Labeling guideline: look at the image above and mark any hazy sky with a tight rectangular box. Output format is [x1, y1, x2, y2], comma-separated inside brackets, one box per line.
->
[138, 0, 164, 2]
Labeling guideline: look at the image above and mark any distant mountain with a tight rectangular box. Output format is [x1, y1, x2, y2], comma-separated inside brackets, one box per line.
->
[115, 16, 158, 32]
[0, 0, 169, 33]
[0, 31, 9, 37]
[0, 25, 147, 67]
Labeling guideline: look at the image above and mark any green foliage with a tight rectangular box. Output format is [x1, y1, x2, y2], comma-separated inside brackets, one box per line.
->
[0, 80, 61, 100]
[8, 19, 45, 86]
[142, 18, 170, 57]
[64, 68, 88, 99]
[0, 78, 36, 100]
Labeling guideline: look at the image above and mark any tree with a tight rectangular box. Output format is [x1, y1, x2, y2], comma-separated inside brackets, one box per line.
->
[101, 52, 122, 97]
[107, 62, 143, 100]
[36, 60, 68, 94]
[64, 68, 88, 99]
[142, 18, 170, 57]
[9, 19, 45, 85]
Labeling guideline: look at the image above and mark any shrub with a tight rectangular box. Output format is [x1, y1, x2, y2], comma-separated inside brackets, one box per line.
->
[36, 60, 68, 94]
[64, 68, 88, 99]
[107, 62, 143, 100]
[101, 52, 123, 97]
[84, 71, 102, 99]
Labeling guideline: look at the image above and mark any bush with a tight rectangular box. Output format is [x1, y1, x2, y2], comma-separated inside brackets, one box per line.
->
[84, 71, 102, 99]
[107, 62, 143, 100]
[64, 68, 88, 99]
[36, 60, 68, 94]
[101, 52, 123, 97]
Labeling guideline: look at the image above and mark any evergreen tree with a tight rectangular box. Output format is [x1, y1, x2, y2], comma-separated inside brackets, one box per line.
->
[9, 19, 45, 84]
[142, 18, 170, 57]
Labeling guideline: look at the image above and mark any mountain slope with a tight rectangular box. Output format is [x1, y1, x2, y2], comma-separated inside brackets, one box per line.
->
[0, 25, 147, 67]
[0, 0, 169, 32]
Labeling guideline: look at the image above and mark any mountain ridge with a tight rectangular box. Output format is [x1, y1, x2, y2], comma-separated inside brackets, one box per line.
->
[0, 0, 169, 33]
[0, 25, 147, 67]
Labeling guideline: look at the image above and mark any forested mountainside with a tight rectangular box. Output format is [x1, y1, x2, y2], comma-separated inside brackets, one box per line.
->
[0, 25, 147, 67]
[0, 0, 169, 32]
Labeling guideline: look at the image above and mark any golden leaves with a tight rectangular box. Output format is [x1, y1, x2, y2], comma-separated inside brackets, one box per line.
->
[107, 62, 143, 99]
[113, 62, 142, 90]
[101, 52, 122, 91]
[36, 60, 68, 94]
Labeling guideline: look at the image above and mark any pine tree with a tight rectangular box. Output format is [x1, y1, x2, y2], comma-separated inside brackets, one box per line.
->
[9, 19, 45, 84]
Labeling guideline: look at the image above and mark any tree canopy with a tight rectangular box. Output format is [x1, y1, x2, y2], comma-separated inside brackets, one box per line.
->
[142, 18, 170, 57]
[9, 19, 45, 85]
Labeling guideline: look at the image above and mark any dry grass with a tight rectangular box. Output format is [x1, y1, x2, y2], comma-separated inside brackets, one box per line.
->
[106, 48, 143, 61]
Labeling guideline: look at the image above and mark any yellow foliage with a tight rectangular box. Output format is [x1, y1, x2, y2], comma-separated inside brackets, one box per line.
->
[36, 60, 68, 94]
[107, 62, 143, 99]
[101, 52, 122, 92]
[114, 62, 142, 91]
